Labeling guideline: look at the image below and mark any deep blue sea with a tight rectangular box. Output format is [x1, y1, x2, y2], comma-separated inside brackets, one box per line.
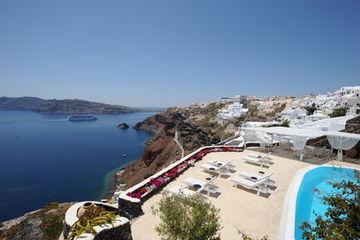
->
[0, 111, 153, 221]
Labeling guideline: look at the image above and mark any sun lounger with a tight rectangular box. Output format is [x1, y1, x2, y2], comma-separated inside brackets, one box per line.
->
[201, 163, 231, 176]
[183, 177, 219, 196]
[238, 171, 275, 187]
[200, 163, 220, 173]
[243, 156, 270, 168]
[247, 154, 273, 164]
[208, 160, 226, 167]
[183, 177, 207, 188]
[208, 160, 236, 170]
[230, 176, 270, 196]
[168, 185, 206, 199]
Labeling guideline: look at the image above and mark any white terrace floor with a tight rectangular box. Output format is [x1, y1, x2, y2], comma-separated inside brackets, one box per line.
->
[131, 148, 358, 240]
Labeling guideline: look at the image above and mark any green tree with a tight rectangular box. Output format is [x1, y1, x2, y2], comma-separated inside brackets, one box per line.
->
[304, 103, 317, 115]
[280, 119, 290, 127]
[329, 107, 347, 118]
[301, 170, 360, 240]
[152, 193, 221, 240]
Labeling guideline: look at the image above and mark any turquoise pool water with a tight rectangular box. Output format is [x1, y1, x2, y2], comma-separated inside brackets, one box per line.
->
[295, 166, 357, 239]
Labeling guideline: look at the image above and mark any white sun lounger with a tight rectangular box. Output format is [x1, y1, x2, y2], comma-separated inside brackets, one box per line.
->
[168, 185, 196, 197]
[247, 154, 273, 164]
[168, 185, 206, 199]
[208, 160, 236, 170]
[183, 177, 219, 195]
[238, 171, 275, 187]
[200, 163, 220, 172]
[243, 156, 270, 168]
[183, 177, 207, 188]
[201, 163, 231, 176]
[230, 176, 270, 196]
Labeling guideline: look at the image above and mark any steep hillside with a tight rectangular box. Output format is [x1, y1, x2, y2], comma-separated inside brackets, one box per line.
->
[0, 97, 44, 111]
[119, 100, 284, 188]
[35, 99, 135, 114]
[0, 97, 137, 114]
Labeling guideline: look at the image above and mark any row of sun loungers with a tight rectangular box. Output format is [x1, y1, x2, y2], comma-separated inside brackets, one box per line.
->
[169, 153, 276, 198]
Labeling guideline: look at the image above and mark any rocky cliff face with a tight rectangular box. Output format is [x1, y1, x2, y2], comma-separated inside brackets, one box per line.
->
[119, 101, 281, 188]
[120, 108, 218, 187]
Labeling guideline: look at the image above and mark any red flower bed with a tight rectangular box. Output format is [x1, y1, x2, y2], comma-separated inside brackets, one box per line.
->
[222, 146, 243, 152]
[149, 176, 167, 188]
[164, 167, 178, 178]
[127, 187, 147, 199]
[126, 147, 244, 200]
[194, 148, 210, 160]
[177, 162, 188, 172]
[210, 147, 223, 152]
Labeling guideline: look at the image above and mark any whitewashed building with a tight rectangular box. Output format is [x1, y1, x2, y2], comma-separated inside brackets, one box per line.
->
[336, 86, 360, 96]
[217, 101, 249, 120]
[344, 95, 360, 115]
[281, 108, 307, 121]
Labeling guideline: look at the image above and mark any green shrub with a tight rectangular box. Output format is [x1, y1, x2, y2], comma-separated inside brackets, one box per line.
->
[329, 107, 347, 118]
[152, 193, 221, 240]
[304, 103, 317, 115]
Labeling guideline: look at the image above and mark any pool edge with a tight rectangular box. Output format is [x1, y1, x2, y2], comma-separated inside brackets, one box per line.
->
[277, 164, 359, 240]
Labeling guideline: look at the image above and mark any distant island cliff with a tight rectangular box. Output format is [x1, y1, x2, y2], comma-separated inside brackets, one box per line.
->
[0, 96, 138, 114]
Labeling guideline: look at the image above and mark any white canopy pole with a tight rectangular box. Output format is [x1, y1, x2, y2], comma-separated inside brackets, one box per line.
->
[337, 137, 343, 161]
[299, 151, 304, 161]
[337, 149, 343, 161]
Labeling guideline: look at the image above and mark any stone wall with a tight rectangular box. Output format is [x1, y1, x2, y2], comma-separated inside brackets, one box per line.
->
[94, 221, 133, 240]
[118, 198, 143, 220]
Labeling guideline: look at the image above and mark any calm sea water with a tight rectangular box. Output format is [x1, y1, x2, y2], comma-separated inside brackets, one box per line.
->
[0, 111, 153, 221]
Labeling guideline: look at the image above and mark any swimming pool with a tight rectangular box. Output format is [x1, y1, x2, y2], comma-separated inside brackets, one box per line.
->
[295, 166, 357, 239]
[279, 165, 358, 240]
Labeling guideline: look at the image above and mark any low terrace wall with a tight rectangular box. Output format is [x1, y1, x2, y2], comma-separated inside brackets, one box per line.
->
[118, 145, 244, 219]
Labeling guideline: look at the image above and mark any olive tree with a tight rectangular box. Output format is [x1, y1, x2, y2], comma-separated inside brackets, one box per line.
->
[152, 193, 221, 240]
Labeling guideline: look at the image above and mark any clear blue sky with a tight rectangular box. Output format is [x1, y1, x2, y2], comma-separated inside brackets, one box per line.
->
[0, 1, 359, 107]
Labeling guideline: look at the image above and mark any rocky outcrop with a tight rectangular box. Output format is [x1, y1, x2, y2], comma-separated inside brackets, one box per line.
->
[117, 123, 129, 129]
[0, 202, 71, 240]
[345, 115, 360, 134]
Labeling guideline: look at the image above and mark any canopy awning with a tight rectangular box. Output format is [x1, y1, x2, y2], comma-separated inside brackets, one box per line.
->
[242, 127, 360, 161]
[242, 127, 360, 140]
[242, 127, 326, 139]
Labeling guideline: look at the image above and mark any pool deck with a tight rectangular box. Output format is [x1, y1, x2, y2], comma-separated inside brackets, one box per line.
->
[130, 148, 359, 240]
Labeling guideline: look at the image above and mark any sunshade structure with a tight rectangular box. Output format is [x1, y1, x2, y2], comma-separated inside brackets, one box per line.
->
[242, 127, 360, 161]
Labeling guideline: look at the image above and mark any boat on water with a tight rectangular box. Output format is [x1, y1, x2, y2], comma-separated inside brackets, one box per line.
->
[67, 114, 97, 121]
